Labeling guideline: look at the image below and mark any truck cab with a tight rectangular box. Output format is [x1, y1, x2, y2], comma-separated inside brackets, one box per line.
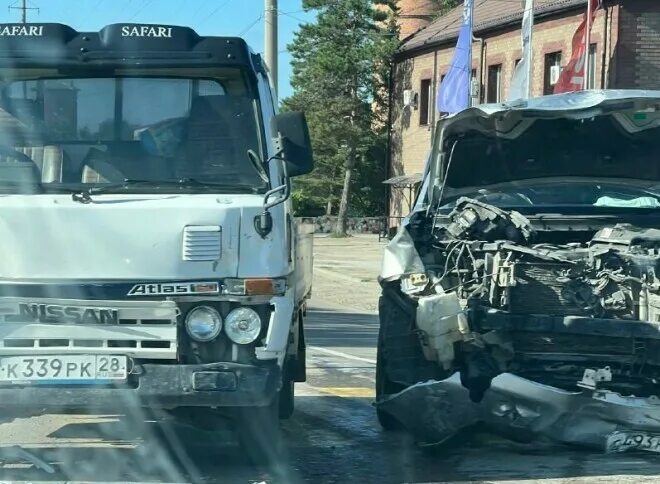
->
[0, 22, 314, 463]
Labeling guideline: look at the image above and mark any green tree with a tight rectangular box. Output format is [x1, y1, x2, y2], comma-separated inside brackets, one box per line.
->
[284, 0, 399, 235]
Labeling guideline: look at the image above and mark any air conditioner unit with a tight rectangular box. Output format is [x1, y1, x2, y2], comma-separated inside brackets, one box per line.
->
[470, 79, 480, 98]
[403, 89, 418, 108]
[550, 65, 562, 85]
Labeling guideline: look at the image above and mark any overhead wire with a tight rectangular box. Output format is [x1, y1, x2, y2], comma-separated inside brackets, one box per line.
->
[278, 10, 307, 23]
[127, 0, 155, 22]
[198, 0, 234, 27]
[237, 14, 263, 37]
[113, 0, 134, 22]
[191, 0, 212, 20]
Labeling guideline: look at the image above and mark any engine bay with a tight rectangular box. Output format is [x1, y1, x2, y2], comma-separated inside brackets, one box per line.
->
[401, 198, 660, 400]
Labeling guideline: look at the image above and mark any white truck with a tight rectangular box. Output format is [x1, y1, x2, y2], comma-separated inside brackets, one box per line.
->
[0, 22, 313, 463]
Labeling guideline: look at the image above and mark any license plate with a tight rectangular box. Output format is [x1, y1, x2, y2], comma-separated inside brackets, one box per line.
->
[606, 431, 660, 453]
[0, 355, 127, 383]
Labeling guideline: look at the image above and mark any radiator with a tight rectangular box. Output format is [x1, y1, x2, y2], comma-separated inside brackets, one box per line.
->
[508, 263, 587, 315]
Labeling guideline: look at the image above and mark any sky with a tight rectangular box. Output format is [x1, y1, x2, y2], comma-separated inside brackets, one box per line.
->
[2, 0, 315, 99]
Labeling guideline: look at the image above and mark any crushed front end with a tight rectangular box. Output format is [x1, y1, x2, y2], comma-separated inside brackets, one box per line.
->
[376, 91, 660, 453]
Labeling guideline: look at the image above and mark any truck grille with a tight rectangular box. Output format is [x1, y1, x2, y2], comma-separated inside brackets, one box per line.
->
[0, 298, 179, 359]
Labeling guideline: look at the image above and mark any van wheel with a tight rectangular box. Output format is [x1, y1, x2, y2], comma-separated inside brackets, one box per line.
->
[376, 333, 406, 431]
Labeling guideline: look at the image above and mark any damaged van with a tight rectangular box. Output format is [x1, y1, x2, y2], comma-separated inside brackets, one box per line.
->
[376, 90, 660, 454]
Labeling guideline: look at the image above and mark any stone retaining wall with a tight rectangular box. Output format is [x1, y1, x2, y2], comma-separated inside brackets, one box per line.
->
[296, 216, 386, 234]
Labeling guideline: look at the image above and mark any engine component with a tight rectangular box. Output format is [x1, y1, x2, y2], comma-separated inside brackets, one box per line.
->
[459, 349, 501, 403]
[401, 273, 429, 295]
[445, 197, 535, 243]
[406, 199, 660, 399]
[415, 292, 470, 370]
[578, 367, 613, 390]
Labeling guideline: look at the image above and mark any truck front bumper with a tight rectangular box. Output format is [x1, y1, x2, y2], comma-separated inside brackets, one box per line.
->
[0, 361, 280, 410]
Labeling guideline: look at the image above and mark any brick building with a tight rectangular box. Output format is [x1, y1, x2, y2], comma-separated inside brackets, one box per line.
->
[388, 0, 660, 219]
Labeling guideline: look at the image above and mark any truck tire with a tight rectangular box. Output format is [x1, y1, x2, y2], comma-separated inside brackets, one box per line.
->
[278, 373, 295, 419]
[235, 397, 283, 467]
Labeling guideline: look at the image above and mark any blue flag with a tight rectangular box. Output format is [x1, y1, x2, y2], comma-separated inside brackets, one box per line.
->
[437, 0, 474, 113]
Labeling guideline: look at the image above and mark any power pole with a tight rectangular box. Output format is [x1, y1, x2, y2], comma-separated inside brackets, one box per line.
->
[526, 0, 534, 98]
[264, 0, 278, 100]
[9, 0, 38, 23]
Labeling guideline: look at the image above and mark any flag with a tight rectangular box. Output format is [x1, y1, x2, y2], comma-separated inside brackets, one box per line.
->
[554, 0, 601, 93]
[437, 0, 474, 113]
[508, 0, 534, 101]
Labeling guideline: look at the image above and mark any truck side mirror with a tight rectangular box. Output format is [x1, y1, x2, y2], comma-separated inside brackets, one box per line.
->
[271, 112, 314, 177]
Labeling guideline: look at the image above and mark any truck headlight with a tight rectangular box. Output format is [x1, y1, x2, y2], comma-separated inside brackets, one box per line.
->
[185, 306, 222, 342]
[224, 307, 262, 344]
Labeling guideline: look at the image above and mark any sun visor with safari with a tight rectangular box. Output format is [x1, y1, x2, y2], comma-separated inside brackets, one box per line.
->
[0, 22, 259, 68]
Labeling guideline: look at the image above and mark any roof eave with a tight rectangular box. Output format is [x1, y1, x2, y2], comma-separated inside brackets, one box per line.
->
[395, 1, 587, 61]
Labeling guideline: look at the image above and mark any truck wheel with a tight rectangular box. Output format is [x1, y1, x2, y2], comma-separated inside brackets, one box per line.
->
[235, 397, 284, 467]
[376, 332, 405, 431]
[278, 376, 295, 419]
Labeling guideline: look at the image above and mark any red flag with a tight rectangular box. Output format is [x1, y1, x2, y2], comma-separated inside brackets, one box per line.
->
[554, 0, 600, 93]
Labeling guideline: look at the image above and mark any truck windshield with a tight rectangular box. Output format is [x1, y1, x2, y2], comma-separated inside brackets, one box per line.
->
[0, 68, 267, 193]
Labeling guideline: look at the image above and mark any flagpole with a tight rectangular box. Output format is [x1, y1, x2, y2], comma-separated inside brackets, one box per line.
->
[467, 0, 474, 107]
[527, 0, 534, 98]
[583, 0, 592, 89]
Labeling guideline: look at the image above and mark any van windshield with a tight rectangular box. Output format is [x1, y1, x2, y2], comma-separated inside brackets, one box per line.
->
[0, 68, 267, 193]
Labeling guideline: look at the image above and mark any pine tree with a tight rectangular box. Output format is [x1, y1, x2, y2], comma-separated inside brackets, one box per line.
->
[284, 0, 399, 235]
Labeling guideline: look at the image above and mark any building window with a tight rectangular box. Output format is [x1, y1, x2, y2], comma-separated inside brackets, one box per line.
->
[543, 51, 562, 95]
[487, 64, 502, 103]
[587, 43, 597, 89]
[419, 78, 432, 126]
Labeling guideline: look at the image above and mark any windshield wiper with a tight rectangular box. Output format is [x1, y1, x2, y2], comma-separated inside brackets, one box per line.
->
[71, 178, 259, 203]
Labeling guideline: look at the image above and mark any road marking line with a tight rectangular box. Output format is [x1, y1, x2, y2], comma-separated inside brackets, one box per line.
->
[317, 387, 375, 398]
[309, 346, 377, 365]
[295, 383, 375, 399]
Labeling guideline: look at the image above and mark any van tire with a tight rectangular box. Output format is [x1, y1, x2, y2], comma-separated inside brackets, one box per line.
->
[376, 327, 406, 431]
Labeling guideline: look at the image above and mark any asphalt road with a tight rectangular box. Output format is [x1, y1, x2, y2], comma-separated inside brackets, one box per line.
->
[3, 236, 660, 483]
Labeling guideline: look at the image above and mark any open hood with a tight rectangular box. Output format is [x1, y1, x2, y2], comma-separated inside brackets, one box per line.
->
[433, 90, 660, 205]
